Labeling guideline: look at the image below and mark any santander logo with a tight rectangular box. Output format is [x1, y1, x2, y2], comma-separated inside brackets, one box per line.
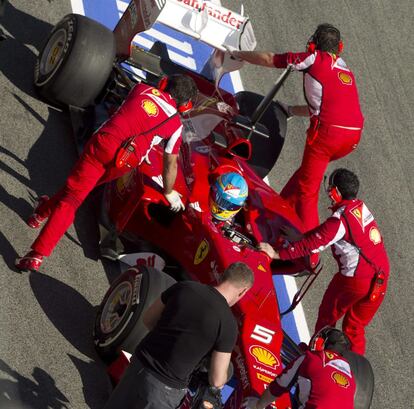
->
[175, 0, 244, 29]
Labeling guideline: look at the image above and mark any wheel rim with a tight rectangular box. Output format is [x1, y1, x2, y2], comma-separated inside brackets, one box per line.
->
[100, 281, 133, 335]
[39, 28, 67, 78]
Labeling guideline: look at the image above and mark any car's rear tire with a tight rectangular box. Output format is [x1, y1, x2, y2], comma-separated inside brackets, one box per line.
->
[235, 91, 287, 178]
[93, 266, 176, 361]
[343, 351, 374, 409]
[34, 13, 116, 108]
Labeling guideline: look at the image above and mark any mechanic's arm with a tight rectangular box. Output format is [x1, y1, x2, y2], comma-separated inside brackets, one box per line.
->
[163, 152, 185, 212]
[142, 297, 165, 331]
[290, 105, 311, 117]
[163, 152, 178, 195]
[208, 351, 232, 388]
[232, 50, 276, 67]
[259, 217, 345, 260]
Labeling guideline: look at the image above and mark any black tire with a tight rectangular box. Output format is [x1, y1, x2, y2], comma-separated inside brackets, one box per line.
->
[34, 13, 115, 108]
[235, 91, 287, 178]
[342, 351, 374, 409]
[93, 266, 176, 360]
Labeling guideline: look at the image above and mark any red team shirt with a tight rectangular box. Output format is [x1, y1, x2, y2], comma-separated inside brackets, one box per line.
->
[269, 350, 355, 409]
[99, 83, 184, 163]
[273, 51, 364, 128]
[279, 199, 390, 279]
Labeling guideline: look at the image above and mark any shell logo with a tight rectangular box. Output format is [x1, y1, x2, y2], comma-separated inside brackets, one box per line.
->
[369, 227, 382, 245]
[332, 371, 350, 388]
[249, 345, 280, 369]
[338, 72, 353, 85]
[142, 99, 159, 116]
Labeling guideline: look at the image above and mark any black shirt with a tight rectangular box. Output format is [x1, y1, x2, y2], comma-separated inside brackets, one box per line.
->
[136, 281, 238, 388]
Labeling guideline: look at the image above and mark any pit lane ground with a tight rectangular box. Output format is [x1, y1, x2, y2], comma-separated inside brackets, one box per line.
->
[0, 1, 413, 408]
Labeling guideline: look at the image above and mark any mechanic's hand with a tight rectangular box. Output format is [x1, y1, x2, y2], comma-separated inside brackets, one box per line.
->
[276, 100, 293, 119]
[258, 242, 280, 260]
[165, 190, 185, 212]
[223, 45, 242, 61]
[280, 225, 303, 242]
[241, 397, 259, 409]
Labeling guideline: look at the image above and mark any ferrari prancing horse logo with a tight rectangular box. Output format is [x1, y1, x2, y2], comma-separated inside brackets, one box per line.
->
[194, 239, 209, 265]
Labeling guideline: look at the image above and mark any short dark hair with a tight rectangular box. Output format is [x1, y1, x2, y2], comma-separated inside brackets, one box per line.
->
[324, 328, 351, 354]
[165, 74, 198, 106]
[331, 168, 359, 199]
[222, 262, 254, 289]
[312, 23, 341, 53]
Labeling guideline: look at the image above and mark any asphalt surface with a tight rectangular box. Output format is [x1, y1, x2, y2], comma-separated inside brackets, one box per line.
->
[0, 1, 413, 408]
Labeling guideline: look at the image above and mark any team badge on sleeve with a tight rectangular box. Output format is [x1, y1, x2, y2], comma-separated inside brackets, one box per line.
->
[332, 372, 350, 388]
[338, 72, 353, 85]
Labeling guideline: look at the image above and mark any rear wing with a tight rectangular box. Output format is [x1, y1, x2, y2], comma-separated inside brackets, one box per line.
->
[114, 0, 256, 58]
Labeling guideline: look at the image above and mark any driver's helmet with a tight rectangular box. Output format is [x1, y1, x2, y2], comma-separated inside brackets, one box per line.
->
[209, 172, 248, 221]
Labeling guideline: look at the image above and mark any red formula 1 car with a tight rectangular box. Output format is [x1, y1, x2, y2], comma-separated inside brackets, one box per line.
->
[34, 1, 374, 408]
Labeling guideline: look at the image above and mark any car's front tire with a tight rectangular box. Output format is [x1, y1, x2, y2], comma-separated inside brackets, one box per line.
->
[34, 13, 116, 108]
[93, 265, 176, 361]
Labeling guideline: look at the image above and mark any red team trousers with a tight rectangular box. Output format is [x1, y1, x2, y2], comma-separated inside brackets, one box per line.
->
[31, 133, 127, 257]
[280, 123, 361, 232]
[314, 273, 387, 355]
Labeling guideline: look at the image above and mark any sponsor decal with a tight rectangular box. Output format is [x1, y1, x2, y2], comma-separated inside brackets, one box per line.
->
[325, 351, 335, 360]
[253, 364, 277, 378]
[257, 373, 273, 383]
[350, 205, 364, 228]
[332, 371, 350, 388]
[338, 71, 352, 85]
[251, 324, 275, 344]
[234, 349, 250, 390]
[136, 255, 156, 268]
[233, 245, 241, 252]
[369, 226, 382, 244]
[224, 183, 240, 198]
[257, 263, 266, 272]
[142, 99, 159, 116]
[249, 345, 280, 369]
[151, 88, 161, 96]
[194, 239, 209, 265]
[175, 0, 244, 30]
[132, 272, 143, 304]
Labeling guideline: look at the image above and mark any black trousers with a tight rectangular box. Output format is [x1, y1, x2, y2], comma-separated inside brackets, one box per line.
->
[104, 355, 187, 409]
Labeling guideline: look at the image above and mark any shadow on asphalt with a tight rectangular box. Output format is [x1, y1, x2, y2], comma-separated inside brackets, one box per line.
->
[0, 359, 69, 409]
[0, 1, 52, 98]
[29, 273, 110, 406]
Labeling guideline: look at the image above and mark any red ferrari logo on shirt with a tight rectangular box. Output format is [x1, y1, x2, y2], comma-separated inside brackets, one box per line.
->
[338, 72, 353, 85]
[350, 205, 363, 228]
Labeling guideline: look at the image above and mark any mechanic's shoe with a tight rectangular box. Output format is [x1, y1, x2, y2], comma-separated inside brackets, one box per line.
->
[15, 251, 44, 272]
[27, 195, 49, 228]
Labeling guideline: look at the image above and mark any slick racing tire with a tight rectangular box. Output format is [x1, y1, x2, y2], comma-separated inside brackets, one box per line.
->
[343, 351, 374, 409]
[94, 266, 176, 361]
[235, 91, 287, 179]
[34, 13, 116, 108]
